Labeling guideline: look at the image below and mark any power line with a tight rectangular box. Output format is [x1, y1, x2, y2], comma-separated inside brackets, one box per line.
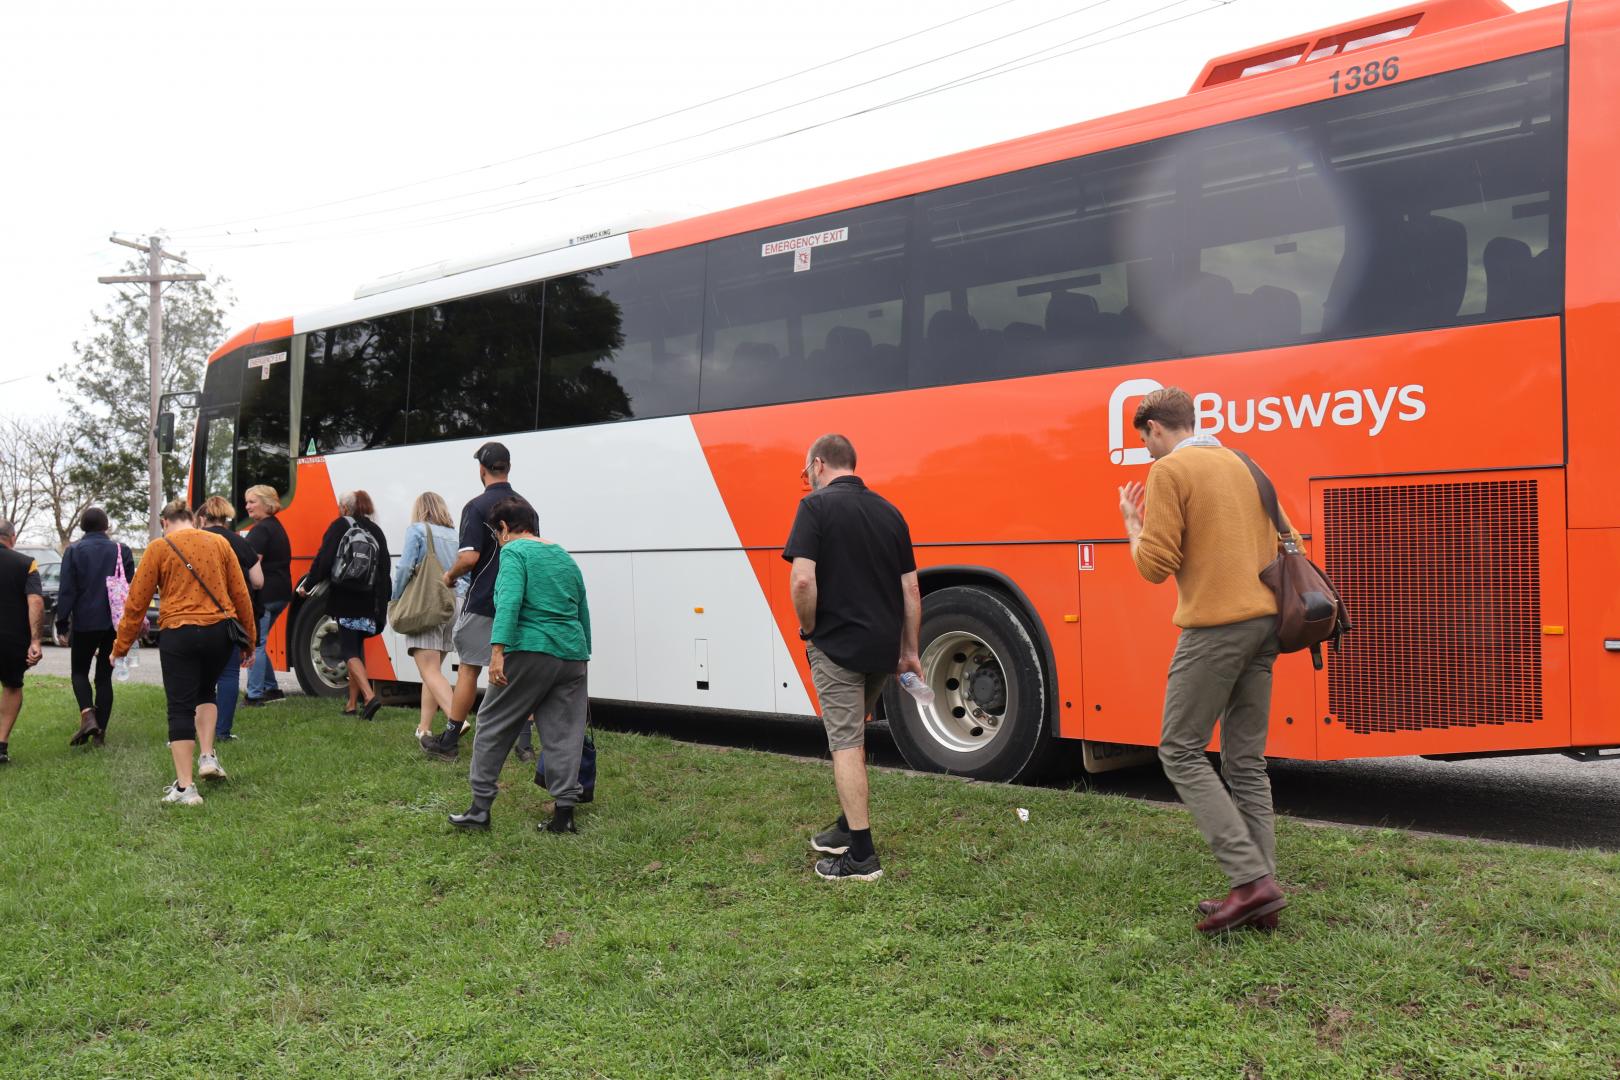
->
[185, 0, 1235, 252]
[165, 0, 1035, 238]
[176, 0, 1124, 242]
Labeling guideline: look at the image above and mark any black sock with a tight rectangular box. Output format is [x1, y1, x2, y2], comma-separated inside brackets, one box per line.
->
[848, 828, 874, 861]
[0, 741, 8, 754]
[836, 813, 849, 832]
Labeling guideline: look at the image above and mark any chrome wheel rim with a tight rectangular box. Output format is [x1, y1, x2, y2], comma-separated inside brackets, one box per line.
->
[916, 631, 1008, 753]
[308, 616, 348, 691]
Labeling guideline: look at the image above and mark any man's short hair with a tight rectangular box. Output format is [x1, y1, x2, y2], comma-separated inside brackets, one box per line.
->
[808, 433, 857, 471]
[1133, 387, 1197, 433]
[0, 519, 13, 540]
[159, 499, 193, 524]
[488, 495, 539, 535]
[80, 507, 109, 534]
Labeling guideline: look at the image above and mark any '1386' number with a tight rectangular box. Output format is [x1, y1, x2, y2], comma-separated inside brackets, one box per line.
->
[1331, 56, 1400, 94]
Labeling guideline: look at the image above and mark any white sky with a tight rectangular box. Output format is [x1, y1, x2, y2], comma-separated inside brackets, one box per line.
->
[0, 0, 1540, 416]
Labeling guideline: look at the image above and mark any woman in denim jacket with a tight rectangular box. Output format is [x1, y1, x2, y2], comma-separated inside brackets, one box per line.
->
[391, 492, 466, 738]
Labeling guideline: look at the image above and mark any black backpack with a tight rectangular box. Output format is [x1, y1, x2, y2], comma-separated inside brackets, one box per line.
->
[330, 516, 381, 593]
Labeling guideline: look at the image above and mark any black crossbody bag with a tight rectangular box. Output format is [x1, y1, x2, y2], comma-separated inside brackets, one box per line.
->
[163, 536, 253, 652]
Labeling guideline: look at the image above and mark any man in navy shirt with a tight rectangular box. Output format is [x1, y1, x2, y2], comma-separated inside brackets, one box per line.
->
[783, 434, 921, 881]
[0, 519, 46, 764]
[421, 442, 526, 760]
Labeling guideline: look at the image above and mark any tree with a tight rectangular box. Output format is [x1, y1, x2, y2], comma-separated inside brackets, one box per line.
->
[0, 417, 42, 537]
[51, 255, 233, 533]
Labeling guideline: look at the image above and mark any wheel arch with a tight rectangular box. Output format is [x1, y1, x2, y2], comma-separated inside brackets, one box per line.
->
[916, 565, 1061, 741]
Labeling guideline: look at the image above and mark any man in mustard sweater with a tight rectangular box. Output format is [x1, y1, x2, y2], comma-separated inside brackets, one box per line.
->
[1119, 387, 1291, 934]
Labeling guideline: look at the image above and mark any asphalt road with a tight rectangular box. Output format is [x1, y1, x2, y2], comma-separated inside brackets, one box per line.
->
[26, 647, 1619, 850]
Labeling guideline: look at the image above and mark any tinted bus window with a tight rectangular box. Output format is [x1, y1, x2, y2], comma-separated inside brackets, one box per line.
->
[540, 246, 704, 428]
[235, 338, 292, 514]
[300, 313, 411, 455]
[407, 284, 541, 443]
[908, 48, 1564, 388]
[913, 139, 1181, 387]
[700, 201, 910, 412]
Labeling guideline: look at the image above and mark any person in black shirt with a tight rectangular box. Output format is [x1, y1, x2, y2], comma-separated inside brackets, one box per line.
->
[244, 485, 293, 705]
[55, 506, 135, 746]
[199, 497, 262, 741]
[782, 434, 921, 881]
[0, 518, 46, 765]
[420, 441, 529, 761]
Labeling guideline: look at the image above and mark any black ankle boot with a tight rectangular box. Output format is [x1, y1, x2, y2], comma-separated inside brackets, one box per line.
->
[541, 806, 576, 834]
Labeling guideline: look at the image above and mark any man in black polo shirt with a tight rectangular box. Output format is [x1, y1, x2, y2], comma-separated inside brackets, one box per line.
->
[783, 434, 921, 881]
[0, 519, 46, 765]
[421, 441, 525, 760]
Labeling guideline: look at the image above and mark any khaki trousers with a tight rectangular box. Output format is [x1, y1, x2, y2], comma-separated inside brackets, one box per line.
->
[1157, 615, 1280, 888]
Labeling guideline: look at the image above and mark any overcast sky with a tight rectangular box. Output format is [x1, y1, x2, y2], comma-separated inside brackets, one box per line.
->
[0, 0, 1539, 417]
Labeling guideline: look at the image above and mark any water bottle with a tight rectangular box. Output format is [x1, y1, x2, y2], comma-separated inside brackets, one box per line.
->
[898, 671, 934, 706]
[113, 656, 131, 683]
[128, 642, 141, 670]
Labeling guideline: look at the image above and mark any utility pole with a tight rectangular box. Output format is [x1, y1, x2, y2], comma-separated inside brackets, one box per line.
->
[98, 235, 205, 538]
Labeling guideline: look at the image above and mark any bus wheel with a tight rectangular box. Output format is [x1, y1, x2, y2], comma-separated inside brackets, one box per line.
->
[883, 585, 1053, 782]
[291, 603, 348, 698]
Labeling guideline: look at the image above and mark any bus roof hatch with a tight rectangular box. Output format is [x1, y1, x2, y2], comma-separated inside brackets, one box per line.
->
[1188, 0, 1512, 94]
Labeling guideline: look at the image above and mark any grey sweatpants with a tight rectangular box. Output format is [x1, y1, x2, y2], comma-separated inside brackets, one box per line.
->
[468, 651, 588, 812]
[1156, 615, 1281, 889]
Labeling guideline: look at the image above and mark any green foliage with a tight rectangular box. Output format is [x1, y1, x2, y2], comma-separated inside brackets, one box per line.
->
[3, 678, 1619, 1078]
[50, 255, 233, 532]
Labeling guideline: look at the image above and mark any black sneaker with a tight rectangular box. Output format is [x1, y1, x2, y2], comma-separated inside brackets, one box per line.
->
[241, 697, 265, 708]
[419, 728, 461, 761]
[514, 746, 537, 764]
[540, 806, 576, 834]
[810, 821, 852, 855]
[814, 852, 883, 881]
[448, 806, 490, 831]
[361, 696, 386, 722]
[261, 689, 287, 702]
[0, 748, 9, 765]
[578, 787, 594, 804]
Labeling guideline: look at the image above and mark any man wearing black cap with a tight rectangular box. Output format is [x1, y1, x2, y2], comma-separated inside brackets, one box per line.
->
[420, 441, 527, 760]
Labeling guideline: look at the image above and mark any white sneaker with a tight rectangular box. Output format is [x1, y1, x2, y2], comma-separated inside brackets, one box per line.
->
[197, 754, 228, 781]
[161, 783, 203, 806]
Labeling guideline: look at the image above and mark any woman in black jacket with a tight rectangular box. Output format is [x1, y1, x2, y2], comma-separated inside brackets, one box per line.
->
[55, 506, 135, 746]
[300, 490, 390, 717]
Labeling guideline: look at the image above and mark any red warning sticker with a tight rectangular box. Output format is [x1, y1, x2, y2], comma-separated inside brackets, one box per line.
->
[1078, 543, 1096, 571]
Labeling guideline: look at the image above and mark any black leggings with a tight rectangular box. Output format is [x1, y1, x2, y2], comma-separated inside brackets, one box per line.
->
[70, 628, 117, 728]
[158, 622, 233, 742]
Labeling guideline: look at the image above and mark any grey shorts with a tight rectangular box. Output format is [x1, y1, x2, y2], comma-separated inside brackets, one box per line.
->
[807, 644, 889, 752]
[451, 609, 494, 668]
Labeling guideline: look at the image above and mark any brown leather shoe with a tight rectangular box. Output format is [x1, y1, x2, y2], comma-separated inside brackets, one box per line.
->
[1197, 897, 1279, 930]
[69, 708, 101, 747]
[1196, 875, 1286, 934]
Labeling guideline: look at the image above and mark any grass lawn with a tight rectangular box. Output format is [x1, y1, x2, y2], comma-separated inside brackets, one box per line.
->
[1, 677, 1617, 1079]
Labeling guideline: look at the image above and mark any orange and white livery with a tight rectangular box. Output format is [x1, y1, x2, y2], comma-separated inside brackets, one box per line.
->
[195, 0, 1620, 779]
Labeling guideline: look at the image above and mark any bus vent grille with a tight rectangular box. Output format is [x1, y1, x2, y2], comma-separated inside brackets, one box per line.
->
[1322, 479, 1541, 735]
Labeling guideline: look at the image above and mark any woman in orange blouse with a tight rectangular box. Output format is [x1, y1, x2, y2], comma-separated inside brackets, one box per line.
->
[113, 500, 255, 807]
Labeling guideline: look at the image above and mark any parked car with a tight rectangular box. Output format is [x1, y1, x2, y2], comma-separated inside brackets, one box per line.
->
[17, 546, 64, 646]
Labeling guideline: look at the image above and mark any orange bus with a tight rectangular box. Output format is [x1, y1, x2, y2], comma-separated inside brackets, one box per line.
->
[192, 0, 1620, 780]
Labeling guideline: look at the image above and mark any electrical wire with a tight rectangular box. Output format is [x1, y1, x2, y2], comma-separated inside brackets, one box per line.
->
[184, 0, 1235, 252]
[176, 0, 1124, 242]
[165, 0, 1036, 237]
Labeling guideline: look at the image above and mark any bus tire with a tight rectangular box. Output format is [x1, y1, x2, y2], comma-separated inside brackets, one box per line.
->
[290, 602, 348, 698]
[883, 585, 1054, 782]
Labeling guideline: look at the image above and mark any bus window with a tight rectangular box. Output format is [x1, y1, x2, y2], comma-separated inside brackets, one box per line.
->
[200, 413, 236, 505]
[235, 338, 292, 516]
[407, 284, 541, 444]
[699, 200, 909, 412]
[300, 313, 411, 455]
[911, 140, 1180, 387]
[540, 246, 704, 429]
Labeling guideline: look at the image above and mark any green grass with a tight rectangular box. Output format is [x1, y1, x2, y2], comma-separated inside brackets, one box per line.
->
[1, 677, 1618, 1079]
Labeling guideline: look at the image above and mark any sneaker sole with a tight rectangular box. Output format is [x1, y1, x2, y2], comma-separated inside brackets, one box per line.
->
[420, 746, 459, 761]
[810, 840, 850, 855]
[815, 865, 883, 882]
[198, 771, 228, 781]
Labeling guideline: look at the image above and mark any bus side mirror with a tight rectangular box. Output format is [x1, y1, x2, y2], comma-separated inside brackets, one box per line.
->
[158, 412, 176, 454]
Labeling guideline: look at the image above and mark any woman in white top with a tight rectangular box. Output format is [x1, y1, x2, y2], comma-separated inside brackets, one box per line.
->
[391, 492, 466, 739]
